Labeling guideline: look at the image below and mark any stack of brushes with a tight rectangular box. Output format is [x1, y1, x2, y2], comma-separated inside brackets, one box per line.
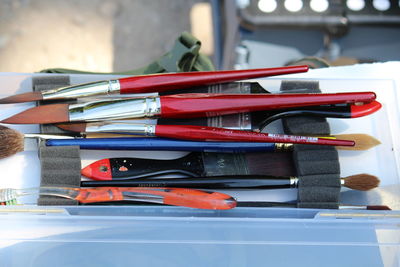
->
[0, 65, 387, 210]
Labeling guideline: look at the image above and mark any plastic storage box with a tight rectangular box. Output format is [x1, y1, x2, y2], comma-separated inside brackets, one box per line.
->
[0, 62, 399, 266]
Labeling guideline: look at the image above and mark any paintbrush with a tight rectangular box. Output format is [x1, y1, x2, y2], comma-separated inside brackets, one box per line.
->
[0, 123, 354, 152]
[80, 152, 296, 180]
[0, 92, 376, 124]
[235, 202, 391, 210]
[0, 186, 236, 210]
[55, 100, 381, 135]
[0, 65, 309, 104]
[80, 174, 380, 191]
[80, 136, 379, 179]
[0, 125, 379, 159]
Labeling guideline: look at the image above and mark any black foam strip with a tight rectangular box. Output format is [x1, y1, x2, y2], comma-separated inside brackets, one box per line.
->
[33, 76, 76, 134]
[282, 117, 331, 135]
[280, 80, 340, 209]
[38, 144, 81, 206]
[297, 202, 339, 209]
[297, 187, 340, 202]
[33, 76, 82, 206]
[299, 174, 341, 187]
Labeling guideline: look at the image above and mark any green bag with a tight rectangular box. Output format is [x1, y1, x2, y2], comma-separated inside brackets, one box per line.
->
[39, 32, 215, 75]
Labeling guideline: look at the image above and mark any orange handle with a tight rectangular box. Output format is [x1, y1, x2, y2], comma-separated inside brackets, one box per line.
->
[75, 187, 236, 210]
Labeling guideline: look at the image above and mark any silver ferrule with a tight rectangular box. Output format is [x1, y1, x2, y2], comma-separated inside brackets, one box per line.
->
[338, 205, 367, 210]
[289, 177, 298, 188]
[69, 97, 161, 122]
[274, 143, 294, 151]
[42, 80, 120, 100]
[84, 121, 156, 136]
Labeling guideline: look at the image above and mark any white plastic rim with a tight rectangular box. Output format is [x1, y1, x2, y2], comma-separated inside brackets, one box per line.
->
[310, 0, 329, 12]
[284, 0, 303, 12]
[372, 0, 390, 11]
[257, 0, 278, 13]
[346, 0, 365, 11]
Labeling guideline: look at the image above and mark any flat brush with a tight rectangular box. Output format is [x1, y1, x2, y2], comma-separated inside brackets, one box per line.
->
[0, 65, 309, 104]
[80, 174, 380, 191]
[80, 134, 380, 180]
[0, 92, 376, 124]
[0, 186, 236, 210]
[81, 152, 296, 180]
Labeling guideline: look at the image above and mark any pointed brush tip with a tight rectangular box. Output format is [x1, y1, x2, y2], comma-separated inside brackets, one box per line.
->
[335, 134, 382, 151]
[55, 123, 86, 133]
[367, 205, 391, 210]
[0, 92, 43, 104]
[0, 103, 70, 124]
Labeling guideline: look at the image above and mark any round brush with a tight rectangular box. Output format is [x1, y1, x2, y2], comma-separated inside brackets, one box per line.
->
[80, 173, 380, 191]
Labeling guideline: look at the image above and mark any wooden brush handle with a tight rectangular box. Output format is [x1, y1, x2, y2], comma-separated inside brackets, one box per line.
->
[118, 65, 308, 94]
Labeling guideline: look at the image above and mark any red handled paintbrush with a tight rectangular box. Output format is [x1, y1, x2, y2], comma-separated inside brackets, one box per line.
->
[0, 65, 309, 104]
[55, 122, 354, 146]
[0, 92, 377, 124]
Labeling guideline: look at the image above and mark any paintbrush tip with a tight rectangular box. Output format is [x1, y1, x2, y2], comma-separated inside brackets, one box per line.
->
[55, 122, 86, 133]
[0, 103, 70, 124]
[0, 92, 43, 104]
[335, 134, 381, 151]
[366, 205, 391, 210]
[0, 125, 25, 159]
[343, 173, 380, 191]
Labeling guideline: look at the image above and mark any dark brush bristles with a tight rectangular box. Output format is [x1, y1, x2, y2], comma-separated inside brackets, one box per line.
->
[245, 152, 296, 177]
[366, 205, 391, 210]
[0, 125, 25, 159]
[343, 174, 380, 191]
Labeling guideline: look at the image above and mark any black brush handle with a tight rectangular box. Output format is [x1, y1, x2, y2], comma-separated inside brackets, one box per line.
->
[108, 153, 205, 179]
[81, 175, 293, 189]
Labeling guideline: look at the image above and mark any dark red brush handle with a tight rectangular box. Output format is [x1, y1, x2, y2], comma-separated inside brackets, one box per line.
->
[159, 92, 376, 119]
[155, 125, 355, 146]
[118, 65, 308, 94]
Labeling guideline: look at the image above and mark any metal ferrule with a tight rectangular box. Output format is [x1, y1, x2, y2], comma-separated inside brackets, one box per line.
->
[42, 80, 120, 100]
[84, 122, 156, 136]
[338, 205, 366, 210]
[289, 177, 298, 188]
[68, 97, 161, 122]
[274, 143, 294, 151]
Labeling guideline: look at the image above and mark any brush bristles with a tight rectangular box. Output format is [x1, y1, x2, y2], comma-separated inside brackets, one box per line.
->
[0, 125, 25, 159]
[366, 205, 391, 210]
[335, 134, 381, 151]
[343, 174, 380, 191]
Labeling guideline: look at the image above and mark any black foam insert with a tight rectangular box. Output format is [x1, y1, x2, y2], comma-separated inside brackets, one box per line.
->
[280, 81, 341, 209]
[33, 76, 82, 205]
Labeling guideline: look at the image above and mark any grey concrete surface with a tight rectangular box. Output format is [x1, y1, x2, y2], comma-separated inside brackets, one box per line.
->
[0, 0, 204, 73]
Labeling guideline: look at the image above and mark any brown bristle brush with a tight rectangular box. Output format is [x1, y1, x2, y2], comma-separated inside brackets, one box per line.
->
[81, 173, 380, 192]
[342, 174, 380, 191]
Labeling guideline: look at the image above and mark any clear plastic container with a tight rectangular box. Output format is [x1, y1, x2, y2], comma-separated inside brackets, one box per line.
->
[0, 63, 399, 266]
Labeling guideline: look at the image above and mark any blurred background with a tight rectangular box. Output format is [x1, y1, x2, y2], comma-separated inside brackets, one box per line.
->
[0, 0, 399, 73]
